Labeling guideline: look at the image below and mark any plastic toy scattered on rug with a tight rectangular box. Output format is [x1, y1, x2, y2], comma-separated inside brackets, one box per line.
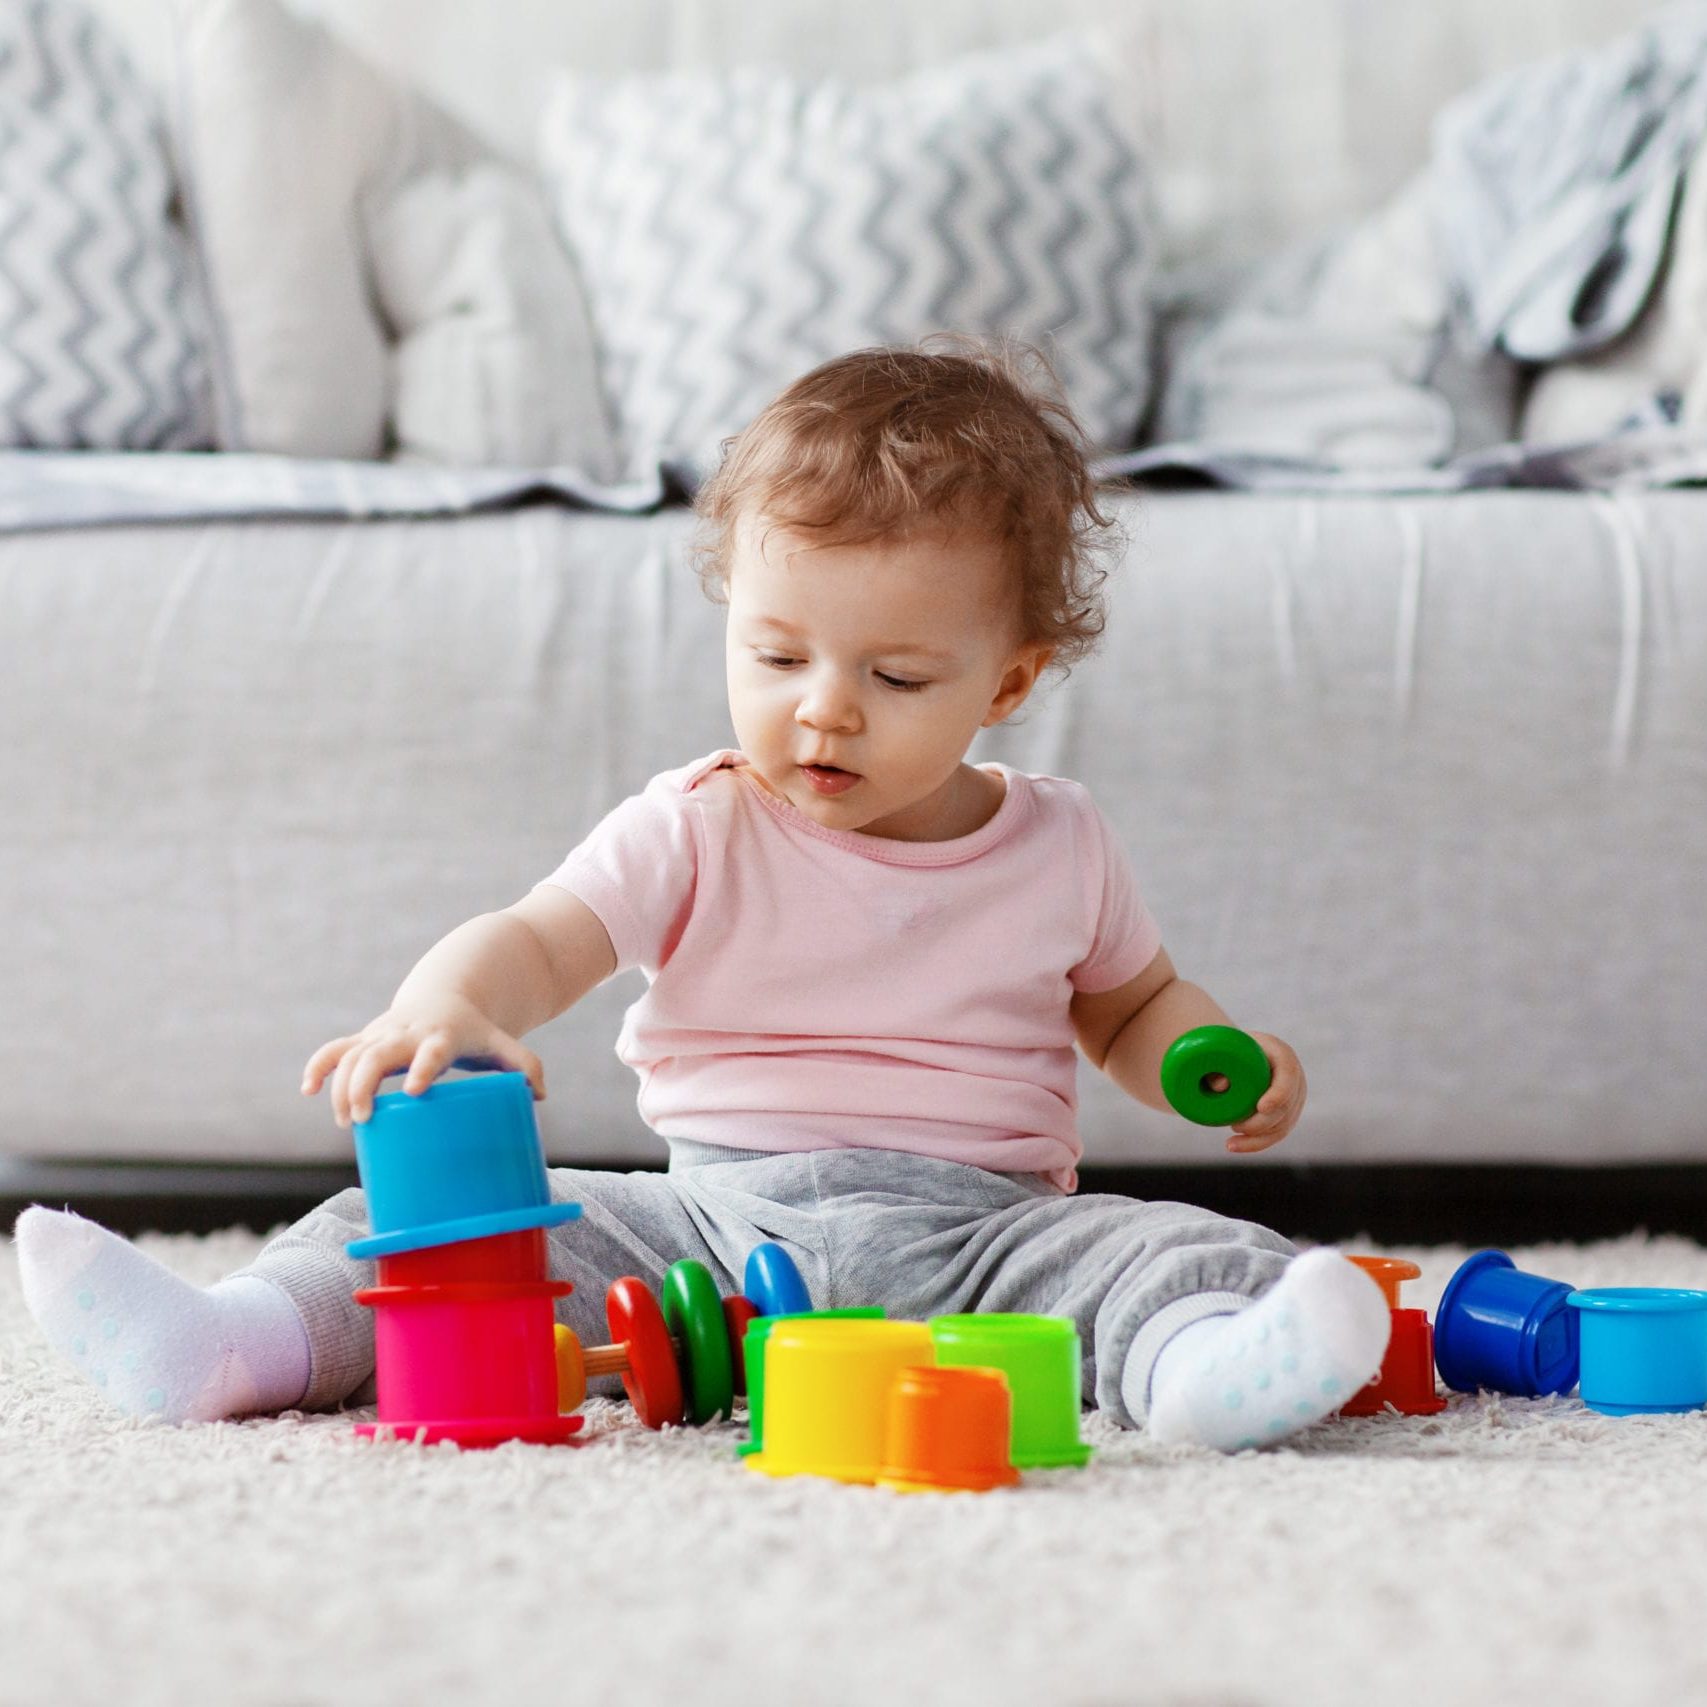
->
[1338, 1257, 1446, 1417]
[337, 1068, 1707, 1464]
[1433, 1250, 1580, 1400]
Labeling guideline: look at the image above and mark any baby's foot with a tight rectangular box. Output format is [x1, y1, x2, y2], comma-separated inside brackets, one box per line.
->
[1147, 1248, 1390, 1450]
[15, 1207, 311, 1423]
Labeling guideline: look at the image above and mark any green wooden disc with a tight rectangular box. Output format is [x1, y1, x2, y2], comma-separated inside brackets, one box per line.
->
[1160, 1026, 1271, 1126]
[662, 1258, 735, 1425]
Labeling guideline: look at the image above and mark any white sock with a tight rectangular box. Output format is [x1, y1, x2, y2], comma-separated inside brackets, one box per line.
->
[15, 1206, 312, 1423]
[1145, 1248, 1391, 1451]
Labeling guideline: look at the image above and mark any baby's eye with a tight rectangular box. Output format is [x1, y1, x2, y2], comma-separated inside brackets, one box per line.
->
[754, 652, 925, 691]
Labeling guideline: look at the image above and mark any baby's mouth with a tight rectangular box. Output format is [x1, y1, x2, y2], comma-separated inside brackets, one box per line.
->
[800, 762, 861, 794]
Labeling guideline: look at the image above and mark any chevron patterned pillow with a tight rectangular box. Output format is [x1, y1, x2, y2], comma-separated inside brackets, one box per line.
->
[0, 0, 211, 449]
[539, 34, 1153, 479]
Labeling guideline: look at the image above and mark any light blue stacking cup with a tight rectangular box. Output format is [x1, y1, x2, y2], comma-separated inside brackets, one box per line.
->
[1566, 1288, 1707, 1416]
[346, 1070, 581, 1260]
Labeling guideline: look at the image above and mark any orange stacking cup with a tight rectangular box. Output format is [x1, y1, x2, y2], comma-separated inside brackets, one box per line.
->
[1340, 1256, 1447, 1417]
[877, 1365, 1020, 1493]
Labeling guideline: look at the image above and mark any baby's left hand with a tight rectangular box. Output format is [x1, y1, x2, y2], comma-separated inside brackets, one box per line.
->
[1226, 1033, 1306, 1154]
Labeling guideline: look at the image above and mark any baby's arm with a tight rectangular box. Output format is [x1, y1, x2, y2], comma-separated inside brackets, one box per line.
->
[1070, 947, 1307, 1153]
[301, 886, 617, 1127]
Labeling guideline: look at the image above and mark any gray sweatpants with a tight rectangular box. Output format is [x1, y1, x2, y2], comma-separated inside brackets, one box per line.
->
[233, 1140, 1295, 1427]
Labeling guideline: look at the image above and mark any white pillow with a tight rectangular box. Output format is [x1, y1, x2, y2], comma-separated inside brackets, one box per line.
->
[538, 34, 1155, 478]
[0, 0, 211, 449]
[1157, 173, 1522, 468]
[371, 166, 615, 474]
[171, 0, 613, 472]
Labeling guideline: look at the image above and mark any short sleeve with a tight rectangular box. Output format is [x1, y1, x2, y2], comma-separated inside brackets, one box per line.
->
[539, 773, 700, 976]
[1068, 795, 1163, 994]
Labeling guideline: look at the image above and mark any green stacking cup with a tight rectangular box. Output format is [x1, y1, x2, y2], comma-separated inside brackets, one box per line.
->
[929, 1313, 1092, 1468]
[739, 1308, 884, 1458]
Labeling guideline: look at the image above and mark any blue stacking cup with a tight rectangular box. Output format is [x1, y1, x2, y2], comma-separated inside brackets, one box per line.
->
[346, 1071, 581, 1260]
[1433, 1249, 1580, 1397]
[1567, 1289, 1707, 1416]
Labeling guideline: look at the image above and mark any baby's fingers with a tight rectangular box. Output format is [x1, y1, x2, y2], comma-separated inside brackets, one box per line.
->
[457, 1034, 547, 1101]
[301, 1036, 357, 1095]
[401, 1032, 457, 1098]
[507, 1040, 546, 1101]
[1230, 1107, 1285, 1143]
[1226, 1129, 1286, 1154]
[328, 1040, 406, 1128]
[346, 1042, 423, 1127]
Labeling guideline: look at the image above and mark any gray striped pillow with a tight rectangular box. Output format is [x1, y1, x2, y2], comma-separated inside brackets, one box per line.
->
[0, 0, 211, 449]
[539, 34, 1153, 478]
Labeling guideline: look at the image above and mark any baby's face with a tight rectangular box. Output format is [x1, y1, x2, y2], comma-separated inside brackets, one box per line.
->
[723, 513, 1048, 839]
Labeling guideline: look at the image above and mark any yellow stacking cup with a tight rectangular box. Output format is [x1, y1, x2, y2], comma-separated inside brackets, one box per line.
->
[746, 1318, 935, 1485]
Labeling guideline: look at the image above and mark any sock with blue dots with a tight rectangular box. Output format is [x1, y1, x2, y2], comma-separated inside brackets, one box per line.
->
[15, 1206, 312, 1423]
[1145, 1248, 1391, 1450]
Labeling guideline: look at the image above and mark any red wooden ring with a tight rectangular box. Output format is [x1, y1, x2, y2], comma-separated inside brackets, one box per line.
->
[606, 1275, 685, 1430]
[723, 1295, 759, 1396]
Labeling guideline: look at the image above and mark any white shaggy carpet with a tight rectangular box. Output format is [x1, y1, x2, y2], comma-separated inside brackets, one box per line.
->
[5, 1228, 1707, 1707]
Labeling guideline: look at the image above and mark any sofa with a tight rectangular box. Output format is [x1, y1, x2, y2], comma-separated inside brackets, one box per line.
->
[2, 0, 1703, 1191]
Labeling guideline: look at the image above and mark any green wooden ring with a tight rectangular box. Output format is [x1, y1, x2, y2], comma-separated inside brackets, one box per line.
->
[661, 1258, 735, 1425]
[1160, 1025, 1271, 1126]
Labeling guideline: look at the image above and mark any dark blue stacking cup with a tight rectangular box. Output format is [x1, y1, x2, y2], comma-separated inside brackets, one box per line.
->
[1433, 1249, 1580, 1397]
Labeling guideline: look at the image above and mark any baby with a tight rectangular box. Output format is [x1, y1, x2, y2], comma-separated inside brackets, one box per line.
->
[16, 342, 1390, 1451]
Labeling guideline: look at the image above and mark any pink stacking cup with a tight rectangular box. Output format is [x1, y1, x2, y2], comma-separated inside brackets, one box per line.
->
[353, 1278, 583, 1448]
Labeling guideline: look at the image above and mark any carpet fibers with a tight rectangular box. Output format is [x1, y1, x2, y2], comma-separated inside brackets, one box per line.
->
[4, 1227, 1707, 1707]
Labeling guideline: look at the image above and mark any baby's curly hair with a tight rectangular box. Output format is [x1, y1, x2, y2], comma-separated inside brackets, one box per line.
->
[691, 335, 1120, 678]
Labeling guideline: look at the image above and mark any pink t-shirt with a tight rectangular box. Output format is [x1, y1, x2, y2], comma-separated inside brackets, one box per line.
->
[543, 750, 1162, 1193]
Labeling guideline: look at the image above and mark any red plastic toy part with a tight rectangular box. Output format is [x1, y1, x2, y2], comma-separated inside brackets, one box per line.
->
[724, 1296, 759, 1395]
[1340, 1256, 1448, 1417]
[604, 1276, 686, 1429]
[556, 1250, 813, 1429]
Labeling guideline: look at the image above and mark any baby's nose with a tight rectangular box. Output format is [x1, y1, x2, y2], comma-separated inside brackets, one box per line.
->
[795, 683, 861, 731]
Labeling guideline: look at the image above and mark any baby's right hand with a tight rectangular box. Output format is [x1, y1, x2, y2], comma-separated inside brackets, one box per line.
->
[301, 995, 546, 1128]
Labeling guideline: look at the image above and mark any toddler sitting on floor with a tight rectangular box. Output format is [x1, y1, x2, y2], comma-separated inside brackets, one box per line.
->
[18, 339, 1389, 1451]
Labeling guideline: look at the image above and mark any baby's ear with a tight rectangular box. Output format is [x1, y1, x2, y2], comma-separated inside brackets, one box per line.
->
[984, 643, 1055, 724]
[1013, 641, 1055, 686]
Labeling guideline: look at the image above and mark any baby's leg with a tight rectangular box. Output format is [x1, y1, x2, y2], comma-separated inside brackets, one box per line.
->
[813, 1153, 1388, 1451]
[240, 1163, 743, 1410]
[16, 1163, 735, 1423]
[14, 1202, 319, 1423]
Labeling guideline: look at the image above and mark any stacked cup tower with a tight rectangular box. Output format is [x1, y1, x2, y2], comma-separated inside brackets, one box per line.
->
[346, 1071, 585, 1448]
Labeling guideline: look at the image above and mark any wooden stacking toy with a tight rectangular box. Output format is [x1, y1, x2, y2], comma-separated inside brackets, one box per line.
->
[553, 1261, 770, 1428]
[556, 1242, 812, 1428]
